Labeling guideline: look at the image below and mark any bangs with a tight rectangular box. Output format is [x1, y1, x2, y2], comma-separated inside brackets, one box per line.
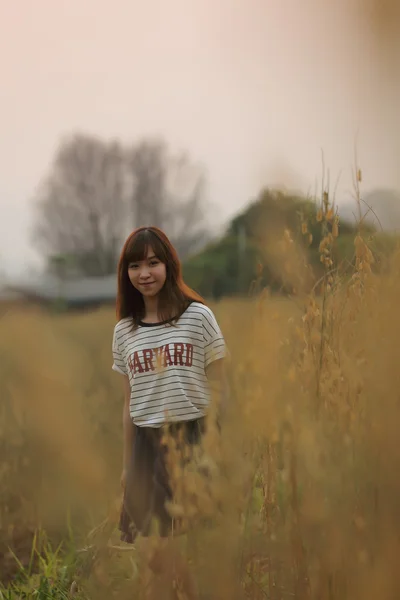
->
[124, 229, 167, 264]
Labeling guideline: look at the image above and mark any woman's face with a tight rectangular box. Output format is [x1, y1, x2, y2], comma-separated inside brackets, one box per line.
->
[127, 246, 167, 298]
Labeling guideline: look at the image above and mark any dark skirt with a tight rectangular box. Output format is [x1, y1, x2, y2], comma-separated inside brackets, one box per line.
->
[119, 418, 205, 544]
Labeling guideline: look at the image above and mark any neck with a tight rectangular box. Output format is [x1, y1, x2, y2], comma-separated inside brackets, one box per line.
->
[143, 295, 159, 319]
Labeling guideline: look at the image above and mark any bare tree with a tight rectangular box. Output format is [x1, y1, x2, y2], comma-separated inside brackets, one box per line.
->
[127, 139, 210, 258]
[32, 134, 211, 277]
[32, 134, 128, 276]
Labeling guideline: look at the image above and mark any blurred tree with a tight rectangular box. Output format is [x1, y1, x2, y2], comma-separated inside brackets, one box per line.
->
[32, 134, 210, 276]
[32, 134, 127, 277]
[183, 188, 364, 299]
[126, 138, 210, 258]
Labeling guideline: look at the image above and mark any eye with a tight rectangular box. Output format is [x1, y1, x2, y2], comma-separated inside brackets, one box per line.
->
[128, 263, 139, 269]
[149, 259, 160, 266]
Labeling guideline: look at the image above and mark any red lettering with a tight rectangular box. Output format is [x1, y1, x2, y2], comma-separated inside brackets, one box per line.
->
[143, 349, 154, 372]
[132, 351, 144, 375]
[185, 343, 193, 367]
[153, 346, 165, 370]
[129, 343, 194, 374]
[173, 343, 184, 366]
[164, 344, 173, 367]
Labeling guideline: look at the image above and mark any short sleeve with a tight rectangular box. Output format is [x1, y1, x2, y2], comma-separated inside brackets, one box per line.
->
[112, 326, 128, 376]
[202, 307, 226, 368]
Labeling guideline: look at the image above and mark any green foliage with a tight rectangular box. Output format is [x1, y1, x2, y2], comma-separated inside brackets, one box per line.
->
[183, 234, 260, 299]
[228, 189, 310, 239]
[0, 531, 80, 600]
[184, 188, 362, 299]
[48, 250, 117, 279]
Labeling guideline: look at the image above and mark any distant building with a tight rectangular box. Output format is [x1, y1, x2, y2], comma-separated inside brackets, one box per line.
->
[3, 274, 118, 311]
[0, 285, 25, 305]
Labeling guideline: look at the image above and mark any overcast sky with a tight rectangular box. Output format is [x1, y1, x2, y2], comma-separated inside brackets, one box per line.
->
[1, 0, 399, 278]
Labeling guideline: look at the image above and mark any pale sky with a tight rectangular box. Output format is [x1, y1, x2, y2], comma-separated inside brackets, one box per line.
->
[1, 0, 399, 278]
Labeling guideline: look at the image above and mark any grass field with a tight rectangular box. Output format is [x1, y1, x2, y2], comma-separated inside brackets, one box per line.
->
[2, 216, 400, 598]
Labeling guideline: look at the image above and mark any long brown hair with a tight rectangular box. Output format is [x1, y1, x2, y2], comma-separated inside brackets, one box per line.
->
[116, 226, 204, 325]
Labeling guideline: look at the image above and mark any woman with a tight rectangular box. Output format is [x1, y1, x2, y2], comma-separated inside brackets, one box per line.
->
[111, 226, 227, 581]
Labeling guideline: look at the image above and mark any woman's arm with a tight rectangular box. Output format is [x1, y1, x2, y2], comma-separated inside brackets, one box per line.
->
[122, 375, 135, 472]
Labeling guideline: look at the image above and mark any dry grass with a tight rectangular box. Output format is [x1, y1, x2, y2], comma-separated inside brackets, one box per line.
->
[2, 187, 400, 598]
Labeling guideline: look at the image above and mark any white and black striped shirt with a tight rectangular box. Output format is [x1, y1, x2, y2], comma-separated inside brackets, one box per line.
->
[112, 302, 226, 427]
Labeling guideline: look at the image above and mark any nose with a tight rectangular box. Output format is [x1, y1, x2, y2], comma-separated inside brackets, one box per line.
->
[139, 266, 151, 280]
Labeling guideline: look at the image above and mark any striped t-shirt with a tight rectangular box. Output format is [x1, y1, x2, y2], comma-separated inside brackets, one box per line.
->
[112, 302, 226, 427]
